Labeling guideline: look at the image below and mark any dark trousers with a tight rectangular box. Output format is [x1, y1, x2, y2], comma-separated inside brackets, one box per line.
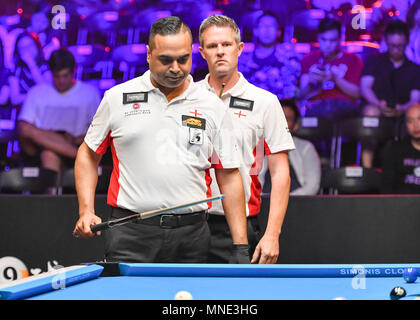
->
[207, 214, 261, 263]
[104, 208, 210, 263]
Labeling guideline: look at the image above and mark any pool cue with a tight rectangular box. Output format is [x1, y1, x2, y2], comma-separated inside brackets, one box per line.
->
[88, 194, 225, 234]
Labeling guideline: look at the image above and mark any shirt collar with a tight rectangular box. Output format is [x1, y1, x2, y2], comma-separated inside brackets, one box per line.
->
[138, 70, 156, 92]
[203, 72, 248, 98]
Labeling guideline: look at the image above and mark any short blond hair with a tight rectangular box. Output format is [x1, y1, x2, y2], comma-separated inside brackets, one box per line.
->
[199, 15, 241, 46]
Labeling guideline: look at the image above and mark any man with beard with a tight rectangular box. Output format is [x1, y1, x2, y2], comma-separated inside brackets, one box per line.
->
[73, 16, 249, 264]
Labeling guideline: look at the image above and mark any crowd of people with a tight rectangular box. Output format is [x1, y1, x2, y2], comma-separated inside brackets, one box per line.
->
[0, 0, 419, 195]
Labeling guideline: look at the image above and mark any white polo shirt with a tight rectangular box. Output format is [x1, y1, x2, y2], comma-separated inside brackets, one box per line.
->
[197, 73, 295, 217]
[85, 70, 240, 213]
[18, 81, 100, 137]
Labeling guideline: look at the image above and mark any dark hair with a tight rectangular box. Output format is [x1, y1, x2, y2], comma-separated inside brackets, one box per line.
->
[13, 32, 44, 67]
[317, 17, 341, 34]
[255, 11, 280, 28]
[48, 48, 75, 72]
[149, 16, 192, 49]
[280, 99, 301, 121]
[384, 20, 410, 40]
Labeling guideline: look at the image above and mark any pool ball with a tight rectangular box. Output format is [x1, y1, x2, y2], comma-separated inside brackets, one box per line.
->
[390, 286, 406, 300]
[174, 291, 193, 300]
[403, 267, 418, 283]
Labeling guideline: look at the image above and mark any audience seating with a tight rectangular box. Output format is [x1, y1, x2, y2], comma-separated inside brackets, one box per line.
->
[320, 166, 382, 194]
[0, 167, 58, 194]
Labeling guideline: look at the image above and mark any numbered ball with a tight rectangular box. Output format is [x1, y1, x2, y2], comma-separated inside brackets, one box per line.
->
[174, 290, 193, 300]
[390, 286, 406, 300]
[403, 267, 418, 283]
[0, 256, 28, 284]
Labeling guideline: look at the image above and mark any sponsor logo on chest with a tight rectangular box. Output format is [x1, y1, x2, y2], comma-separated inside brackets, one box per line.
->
[123, 92, 151, 116]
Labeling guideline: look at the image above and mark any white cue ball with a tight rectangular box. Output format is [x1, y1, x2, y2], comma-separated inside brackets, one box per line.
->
[174, 291, 193, 300]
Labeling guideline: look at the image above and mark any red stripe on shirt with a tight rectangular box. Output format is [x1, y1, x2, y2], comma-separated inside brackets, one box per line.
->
[248, 138, 269, 216]
[205, 165, 213, 210]
[210, 150, 223, 169]
[107, 137, 120, 207]
[248, 145, 263, 216]
[96, 131, 111, 155]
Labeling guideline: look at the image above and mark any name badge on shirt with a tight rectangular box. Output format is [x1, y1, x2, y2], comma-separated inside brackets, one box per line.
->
[189, 128, 203, 145]
[229, 97, 254, 111]
[123, 92, 148, 104]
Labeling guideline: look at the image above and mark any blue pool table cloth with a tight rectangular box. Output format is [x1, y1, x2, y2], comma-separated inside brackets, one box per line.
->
[1, 263, 420, 300]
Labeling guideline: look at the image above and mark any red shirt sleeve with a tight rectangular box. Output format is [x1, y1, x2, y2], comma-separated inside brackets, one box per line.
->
[343, 52, 363, 85]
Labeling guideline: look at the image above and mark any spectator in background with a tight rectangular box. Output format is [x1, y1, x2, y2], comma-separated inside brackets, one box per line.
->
[17, 48, 100, 175]
[368, 0, 410, 45]
[27, 11, 61, 60]
[260, 99, 321, 196]
[360, 20, 420, 167]
[0, 40, 9, 105]
[381, 103, 420, 194]
[406, 1, 420, 64]
[0, 74, 9, 105]
[362, 20, 420, 118]
[238, 11, 301, 100]
[8, 32, 51, 107]
[299, 17, 363, 121]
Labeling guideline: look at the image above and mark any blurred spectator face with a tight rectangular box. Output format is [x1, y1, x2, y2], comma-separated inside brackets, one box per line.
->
[147, 31, 192, 89]
[52, 68, 74, 93]
[386, 33, 408, 61]
[282, 105, 299, 133]
[318, 29, 340, 59]
[199, 26, 244, 78]
[254, 15, 279, 46]
[30, 12, 49, 33]
[406, 104, 420, 141]
[17, 36, 39, 60]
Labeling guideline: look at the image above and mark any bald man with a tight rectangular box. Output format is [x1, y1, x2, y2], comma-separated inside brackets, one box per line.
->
[381, 103, 420, 194]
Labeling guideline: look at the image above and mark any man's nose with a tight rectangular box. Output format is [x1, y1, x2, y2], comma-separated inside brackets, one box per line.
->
[216, 44, 224, 56]
[169, 60, 181, 73]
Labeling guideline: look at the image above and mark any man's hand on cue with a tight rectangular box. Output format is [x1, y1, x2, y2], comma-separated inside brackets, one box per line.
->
[73, 213, 102, 238]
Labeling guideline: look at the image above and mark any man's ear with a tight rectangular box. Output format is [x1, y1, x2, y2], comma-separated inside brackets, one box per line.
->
[146, 45, 151, 63]
[198, 45, 207, 61]
[238, 41, 244, 57]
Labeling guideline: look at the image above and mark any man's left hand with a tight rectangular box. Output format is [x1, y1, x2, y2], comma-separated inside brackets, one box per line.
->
[251, 235, 279, 264]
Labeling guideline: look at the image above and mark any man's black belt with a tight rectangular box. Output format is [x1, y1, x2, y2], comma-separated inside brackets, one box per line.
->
[112, 207, 208, 229]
